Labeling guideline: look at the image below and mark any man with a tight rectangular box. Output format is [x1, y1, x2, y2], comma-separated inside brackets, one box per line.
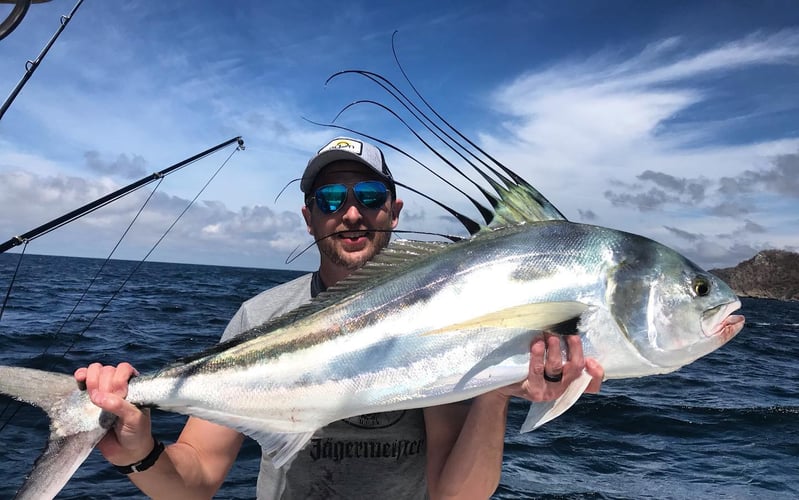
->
[76, 137, 604, 499]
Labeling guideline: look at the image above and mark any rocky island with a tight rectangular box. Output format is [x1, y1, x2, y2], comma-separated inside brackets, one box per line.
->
[710, 249, 799, 302]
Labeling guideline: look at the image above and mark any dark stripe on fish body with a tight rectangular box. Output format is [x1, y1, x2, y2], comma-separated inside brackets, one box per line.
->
[546, 316, 582, 336]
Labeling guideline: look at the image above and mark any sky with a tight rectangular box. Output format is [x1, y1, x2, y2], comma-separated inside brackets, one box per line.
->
[0, 0, 797, 271]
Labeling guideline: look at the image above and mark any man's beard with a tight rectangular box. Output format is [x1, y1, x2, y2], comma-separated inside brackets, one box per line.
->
[317, 229, 392, 271]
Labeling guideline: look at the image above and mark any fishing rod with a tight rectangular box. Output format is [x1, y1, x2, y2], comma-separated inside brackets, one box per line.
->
[0, 0, 82, 120]
[0, 135, 245, 254]
[0, 134, 245, 433]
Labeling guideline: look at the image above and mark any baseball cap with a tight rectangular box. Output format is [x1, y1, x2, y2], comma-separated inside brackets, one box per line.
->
[300, 137, 396, 196]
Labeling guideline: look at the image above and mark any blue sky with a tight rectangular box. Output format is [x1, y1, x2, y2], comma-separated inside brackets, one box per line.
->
[0, 0, 797, 271]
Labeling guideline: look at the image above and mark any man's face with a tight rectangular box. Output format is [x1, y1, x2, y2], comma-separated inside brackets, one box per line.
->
[302, 161, 403, 272]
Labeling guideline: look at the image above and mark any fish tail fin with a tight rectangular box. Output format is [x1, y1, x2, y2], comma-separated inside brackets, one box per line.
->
[520, 370, 592, 432]
[0, 365, 112, 499]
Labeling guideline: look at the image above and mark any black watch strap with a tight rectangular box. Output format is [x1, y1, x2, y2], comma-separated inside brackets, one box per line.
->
[113, 437, 165, 474]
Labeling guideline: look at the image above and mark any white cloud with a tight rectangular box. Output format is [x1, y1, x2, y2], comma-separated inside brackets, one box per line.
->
[0, 168, 313, 268]
[461, 30, 799, 268]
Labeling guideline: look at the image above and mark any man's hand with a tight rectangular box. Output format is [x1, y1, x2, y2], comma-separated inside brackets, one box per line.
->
[74, 362, 154, 466]
[496, 334, 603, 402]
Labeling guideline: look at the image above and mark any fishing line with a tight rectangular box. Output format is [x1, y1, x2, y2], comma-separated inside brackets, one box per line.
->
[283, 228, 461, 265]
[0, 245, 28, 425]
[0, 137, 245, 322]
[274, 176, 470, 265]
[0, 241, 27, 323]
[56, 141, 245, 359]
[41, 176, 169, 358]
[0, 140, 245, 431]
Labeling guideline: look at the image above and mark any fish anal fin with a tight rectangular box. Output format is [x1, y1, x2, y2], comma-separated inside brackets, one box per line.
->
[157, 406, 317, 469]
[520, 370, 592, 433]
[425, 301, 587, 336]
[253, 431, 316, 468]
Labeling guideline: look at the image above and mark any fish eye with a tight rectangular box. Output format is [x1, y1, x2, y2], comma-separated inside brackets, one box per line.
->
[692, 277, 711, 297]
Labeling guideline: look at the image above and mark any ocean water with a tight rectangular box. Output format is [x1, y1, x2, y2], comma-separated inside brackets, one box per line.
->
[0, 253, 796, 499]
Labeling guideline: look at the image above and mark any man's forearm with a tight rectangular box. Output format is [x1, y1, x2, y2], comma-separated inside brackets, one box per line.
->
[126, 443, 216, 500]
[431, 391, 510, 499]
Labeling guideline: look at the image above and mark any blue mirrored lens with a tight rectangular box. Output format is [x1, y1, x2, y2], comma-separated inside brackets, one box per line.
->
[315, 184, 348, 214]
[353, 181, 388, 209]
[313, 181, 388, 214]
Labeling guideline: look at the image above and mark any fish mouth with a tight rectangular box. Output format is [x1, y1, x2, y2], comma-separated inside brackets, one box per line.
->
[701, 299, 745, 342]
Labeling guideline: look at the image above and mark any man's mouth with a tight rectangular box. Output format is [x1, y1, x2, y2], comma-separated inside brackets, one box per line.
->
[338, 231, 369, 241]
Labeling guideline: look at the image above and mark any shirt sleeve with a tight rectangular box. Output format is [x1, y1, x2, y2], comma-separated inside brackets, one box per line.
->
[219, 273, 314, 343]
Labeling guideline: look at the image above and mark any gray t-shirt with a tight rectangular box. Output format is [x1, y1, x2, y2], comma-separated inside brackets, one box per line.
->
[221, 273, 429, 499]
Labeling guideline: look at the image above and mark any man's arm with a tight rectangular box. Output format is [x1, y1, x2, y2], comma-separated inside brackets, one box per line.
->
[424, 335, 604, 500]
[76, 276, 314, 498]
[424, 394, 508, 500]
[129, 418, 244, 500]
[76, 363, 243, 500]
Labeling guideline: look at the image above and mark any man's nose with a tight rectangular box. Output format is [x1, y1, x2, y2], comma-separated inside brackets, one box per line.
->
[341, 202, 363, 224]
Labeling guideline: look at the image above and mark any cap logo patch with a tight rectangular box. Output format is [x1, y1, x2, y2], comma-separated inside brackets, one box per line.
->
[319, 138, 363, 156]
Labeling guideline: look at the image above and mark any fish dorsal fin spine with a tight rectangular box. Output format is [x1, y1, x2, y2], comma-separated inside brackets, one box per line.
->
[278, 239, 449, 323]
[486, 180, 567, 231]
[159, 239, 452, 368]
[329, 239, 449, 288]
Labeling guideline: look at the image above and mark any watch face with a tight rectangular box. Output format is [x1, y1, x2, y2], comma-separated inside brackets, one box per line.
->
[342, 411, 406, 429]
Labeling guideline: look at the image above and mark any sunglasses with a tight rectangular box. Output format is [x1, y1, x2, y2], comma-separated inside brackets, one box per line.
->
[310, 181, 389, 215]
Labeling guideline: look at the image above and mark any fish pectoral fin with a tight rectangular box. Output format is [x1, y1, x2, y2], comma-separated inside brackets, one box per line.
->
[425, 301, 588, 336]
[253, 430, 316, 468]
[520, 369, 592, 433]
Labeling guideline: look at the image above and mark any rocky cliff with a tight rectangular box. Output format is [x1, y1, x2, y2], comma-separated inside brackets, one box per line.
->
[710, 249, 799, 302]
